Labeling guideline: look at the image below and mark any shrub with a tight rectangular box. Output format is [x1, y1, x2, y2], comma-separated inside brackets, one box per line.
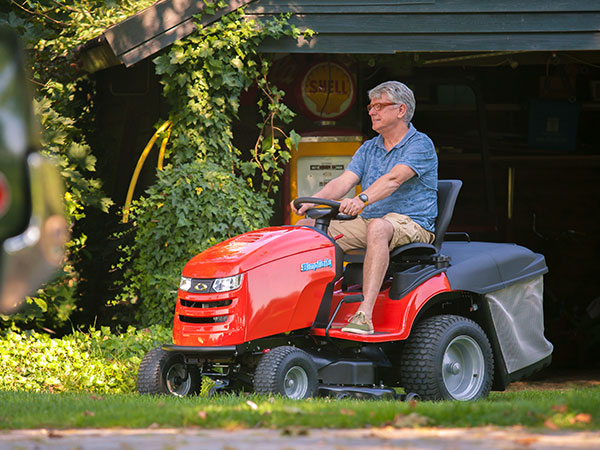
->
[0, 325, 171, 393]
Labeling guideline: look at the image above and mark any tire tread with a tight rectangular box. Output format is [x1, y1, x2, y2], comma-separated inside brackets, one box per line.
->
[400, 315, 494, 401]
[136, 347, 166, 394]
[136, 346, 202, 396]
[254, 346, 317, 398]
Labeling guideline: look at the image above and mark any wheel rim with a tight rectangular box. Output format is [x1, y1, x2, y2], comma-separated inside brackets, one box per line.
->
[442, 335, 485, 400]
[283, 366, 309, 399]
[165, 362, 192, 396]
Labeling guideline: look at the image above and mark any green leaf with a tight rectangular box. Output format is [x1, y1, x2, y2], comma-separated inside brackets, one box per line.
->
[33, 297, 48, 312]
[288, 130, 301, 149]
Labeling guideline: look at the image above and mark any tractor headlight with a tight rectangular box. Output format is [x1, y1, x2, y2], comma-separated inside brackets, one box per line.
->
[179, 276, 192, 292]
[179, 274, 243, 293]
[212, 274, 244, 292]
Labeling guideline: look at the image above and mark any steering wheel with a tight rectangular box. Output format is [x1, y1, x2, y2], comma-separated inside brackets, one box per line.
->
[293, 197, 355, 232]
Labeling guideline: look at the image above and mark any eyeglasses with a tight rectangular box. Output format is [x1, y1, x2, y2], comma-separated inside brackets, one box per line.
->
[366, 102, 399, 112]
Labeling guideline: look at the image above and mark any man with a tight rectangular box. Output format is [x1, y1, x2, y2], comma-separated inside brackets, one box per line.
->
[291, 80, 438, 334]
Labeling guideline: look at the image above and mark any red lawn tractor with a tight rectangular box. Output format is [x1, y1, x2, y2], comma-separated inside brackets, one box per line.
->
[137, 180, 553, 401]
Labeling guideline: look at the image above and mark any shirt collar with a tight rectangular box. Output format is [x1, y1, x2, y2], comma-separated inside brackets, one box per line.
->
[375, 123, 416, 151]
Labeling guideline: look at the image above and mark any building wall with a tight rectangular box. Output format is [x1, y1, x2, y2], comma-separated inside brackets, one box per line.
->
[92, 59, 168, 203]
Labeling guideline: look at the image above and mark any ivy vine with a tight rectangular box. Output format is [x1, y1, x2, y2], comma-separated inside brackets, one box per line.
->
[116, 8, 308, 325]
[154, 7, 302, 189]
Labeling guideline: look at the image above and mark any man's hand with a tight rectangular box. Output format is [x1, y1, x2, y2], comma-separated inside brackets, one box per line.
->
[291, 199, 315, 216]
[339, 196, 366, 216]
[292, 171, 360, 218]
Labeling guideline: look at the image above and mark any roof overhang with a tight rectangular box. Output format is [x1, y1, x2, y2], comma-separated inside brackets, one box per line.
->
[76, 0, 254, 72]
[76, 1, 600, 74]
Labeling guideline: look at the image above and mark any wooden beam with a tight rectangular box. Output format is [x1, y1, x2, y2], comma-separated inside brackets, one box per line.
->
[259, 32, 600, 54]
[268, 12, 600, 34]
[248, 0, 599, 14]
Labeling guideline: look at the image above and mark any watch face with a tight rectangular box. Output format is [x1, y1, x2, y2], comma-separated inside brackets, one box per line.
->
[359, 193, 368, 202]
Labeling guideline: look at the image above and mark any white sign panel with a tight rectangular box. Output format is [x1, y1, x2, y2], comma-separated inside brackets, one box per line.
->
[296, 156, 356, 198]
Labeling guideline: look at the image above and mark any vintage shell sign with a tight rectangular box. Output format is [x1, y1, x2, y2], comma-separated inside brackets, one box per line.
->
[300, 62, 355, 120]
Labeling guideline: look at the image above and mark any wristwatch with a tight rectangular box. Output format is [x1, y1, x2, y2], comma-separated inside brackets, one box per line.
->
[358, 193, 369, 204]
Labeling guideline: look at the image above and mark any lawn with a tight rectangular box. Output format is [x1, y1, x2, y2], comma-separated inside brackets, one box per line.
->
[1, 387, 598, 431]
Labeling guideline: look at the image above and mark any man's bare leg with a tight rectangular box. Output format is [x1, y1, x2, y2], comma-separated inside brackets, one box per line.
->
[299, 216, 393, 330]
[356, 218, 395, 319]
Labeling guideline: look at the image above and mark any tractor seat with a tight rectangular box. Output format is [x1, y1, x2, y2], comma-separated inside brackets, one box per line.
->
[342, 179, 463, 265]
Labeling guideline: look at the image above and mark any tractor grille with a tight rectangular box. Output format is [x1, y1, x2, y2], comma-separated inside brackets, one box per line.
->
[179, 315, 229, 324]
[180, 298, 233, 308]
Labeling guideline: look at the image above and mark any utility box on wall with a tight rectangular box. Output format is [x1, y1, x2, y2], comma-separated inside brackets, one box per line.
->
[287, 134, 363, 225]
[528, 99, 580, 152]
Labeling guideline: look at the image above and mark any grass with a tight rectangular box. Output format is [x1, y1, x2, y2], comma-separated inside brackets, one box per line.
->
[1, 387, 599, 431]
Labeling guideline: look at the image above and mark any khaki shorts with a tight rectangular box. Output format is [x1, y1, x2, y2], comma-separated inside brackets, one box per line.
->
[328, 213, 435, 253]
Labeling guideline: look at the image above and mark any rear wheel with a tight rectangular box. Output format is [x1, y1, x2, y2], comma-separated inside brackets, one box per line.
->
[400, 315, 494, 401]
[254, 346, 318, 399]
[137, 347, 202, 396]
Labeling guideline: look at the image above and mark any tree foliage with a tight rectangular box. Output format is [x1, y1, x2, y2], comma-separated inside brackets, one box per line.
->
[2, 1, 155, 89]
[0, 0, 154, 330]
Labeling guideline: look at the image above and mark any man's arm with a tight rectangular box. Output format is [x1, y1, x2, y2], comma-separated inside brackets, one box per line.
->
[292, 170, 360, 215]
[339, 164, 415, 216]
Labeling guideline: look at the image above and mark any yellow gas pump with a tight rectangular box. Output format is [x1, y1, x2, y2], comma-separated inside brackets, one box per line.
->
[287, 133, 363, 225]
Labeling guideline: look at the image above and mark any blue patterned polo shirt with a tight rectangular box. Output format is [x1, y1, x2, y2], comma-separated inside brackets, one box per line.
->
[346, 124, 438, 232]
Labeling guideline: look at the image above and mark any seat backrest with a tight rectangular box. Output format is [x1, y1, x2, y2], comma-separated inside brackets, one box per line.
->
[432, 179, 462, 251]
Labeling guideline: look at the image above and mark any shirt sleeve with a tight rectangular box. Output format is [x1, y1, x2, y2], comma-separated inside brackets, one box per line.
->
[396, 135, 436, 178]
[346, 143, 367, 180]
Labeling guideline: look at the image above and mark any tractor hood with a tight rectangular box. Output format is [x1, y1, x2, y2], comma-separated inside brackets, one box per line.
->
[182, 226, 334, 279]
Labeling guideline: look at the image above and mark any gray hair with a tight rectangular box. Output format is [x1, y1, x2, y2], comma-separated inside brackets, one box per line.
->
[368, 81, 415, 124]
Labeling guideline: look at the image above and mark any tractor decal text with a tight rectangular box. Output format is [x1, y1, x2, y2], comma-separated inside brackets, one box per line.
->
[301, 258, 333, 272]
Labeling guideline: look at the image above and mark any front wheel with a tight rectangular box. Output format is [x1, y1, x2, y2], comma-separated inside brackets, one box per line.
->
[254, 346, 318, 399]
[137, 347, 202, 396]
[400, 315, 494, 401]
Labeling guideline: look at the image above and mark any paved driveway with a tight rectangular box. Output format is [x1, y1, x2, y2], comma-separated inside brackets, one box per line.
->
[1, 427, 600, 450]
